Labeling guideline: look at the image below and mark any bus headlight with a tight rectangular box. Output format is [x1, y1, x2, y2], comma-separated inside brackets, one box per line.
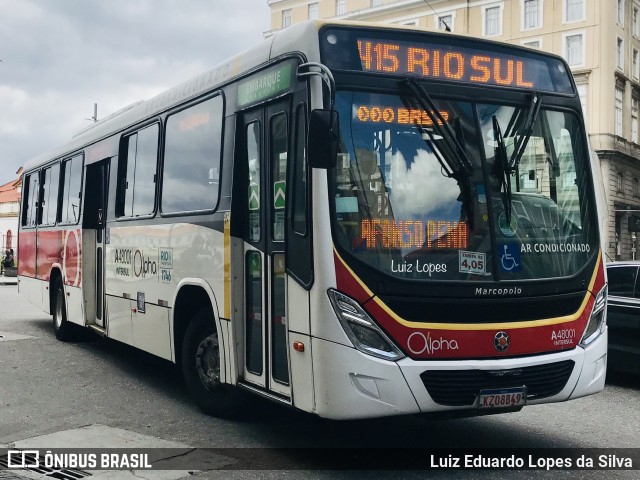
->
[579, 285, 607, 347]
[328, 289, 405, 361]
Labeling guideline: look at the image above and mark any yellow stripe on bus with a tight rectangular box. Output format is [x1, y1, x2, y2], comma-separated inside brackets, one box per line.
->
[224, 211, 231, 320]
[334, 247, 601, 331]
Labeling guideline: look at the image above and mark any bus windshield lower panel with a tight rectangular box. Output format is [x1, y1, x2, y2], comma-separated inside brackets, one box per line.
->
[331, 91, 597, 282]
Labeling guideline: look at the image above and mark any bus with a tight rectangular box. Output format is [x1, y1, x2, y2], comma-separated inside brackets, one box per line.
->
[18, 20, 607, 420]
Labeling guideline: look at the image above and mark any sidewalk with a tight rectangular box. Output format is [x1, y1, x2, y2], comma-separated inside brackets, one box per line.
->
[0, 275, 17, 286]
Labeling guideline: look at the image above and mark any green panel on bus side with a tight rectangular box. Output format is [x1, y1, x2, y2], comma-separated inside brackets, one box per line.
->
[237, 64, 292, 107]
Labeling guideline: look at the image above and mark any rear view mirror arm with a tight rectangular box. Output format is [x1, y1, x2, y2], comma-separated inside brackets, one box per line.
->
[297, 62, 336, 109]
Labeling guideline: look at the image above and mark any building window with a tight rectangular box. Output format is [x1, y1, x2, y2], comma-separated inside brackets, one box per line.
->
[336, 0, 346, 15]
[371, 0, 382, 6]
[564, 33, 584, 66]
[483, 4, 502, 36]
[634, 4, 640, 36]
[399, 19, 419, 27]
[562, 166, 577, 188]
[523, 38, 542, 49]
[523, 0, 541, 29]
[633, 98, 639, 143]
[564, 0, 585, 23]
[520, 171, 537, 190]
[577, 83, 587, 118]
[619, 0, 625, 25]
[616, 87, 624, 137]
[618, 37, 625, 70]
[438, 14, 453, 31]
[634, 178, 640, 197]
[308, 2, 318, 19]
[282, 9, 292, 28]
[634, 49, 639, 79]
[617, 172, 624, 192]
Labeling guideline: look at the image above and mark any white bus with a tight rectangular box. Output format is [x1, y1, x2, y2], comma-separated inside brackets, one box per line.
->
[18, 21, 607, 419]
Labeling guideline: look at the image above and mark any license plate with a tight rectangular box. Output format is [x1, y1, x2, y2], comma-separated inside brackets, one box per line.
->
[478, 387, 527, 409]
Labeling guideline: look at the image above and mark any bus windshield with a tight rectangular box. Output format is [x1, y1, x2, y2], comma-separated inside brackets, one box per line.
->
[331, 90, 597, 281]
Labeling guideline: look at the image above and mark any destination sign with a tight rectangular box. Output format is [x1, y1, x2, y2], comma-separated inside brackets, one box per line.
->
[319, 28, 574, 94]
[355, 105, 449, 126]
[361, 219, 468, 250]
[357, 39, 538, 89]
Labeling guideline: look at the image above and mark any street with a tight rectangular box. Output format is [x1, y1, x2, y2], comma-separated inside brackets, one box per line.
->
[1, 284, 639, 479]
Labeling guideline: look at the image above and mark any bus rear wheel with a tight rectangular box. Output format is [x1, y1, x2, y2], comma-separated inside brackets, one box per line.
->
[52, 277, 73, 341]
[182, 308, 244, 417]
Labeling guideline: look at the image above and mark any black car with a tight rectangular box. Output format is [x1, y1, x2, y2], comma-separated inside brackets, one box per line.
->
[605, 261, 640, 373]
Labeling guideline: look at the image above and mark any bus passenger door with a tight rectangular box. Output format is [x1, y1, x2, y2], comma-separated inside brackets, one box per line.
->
[239, 101, 291, 398]
[83, 160, 109, 328]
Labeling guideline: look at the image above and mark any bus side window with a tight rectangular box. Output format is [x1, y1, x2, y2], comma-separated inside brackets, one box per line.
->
[246, 121, 261, 243]
[270, 112, 288, 243]
[161, 94, 224, 214]
[21, 172, 39, 228]
[40, 163, 61, 226]
[285, 101, 313, 288]
[117, 124, 159, 217]
[60, 155, 83, 224]
[292, 103, 307, 235]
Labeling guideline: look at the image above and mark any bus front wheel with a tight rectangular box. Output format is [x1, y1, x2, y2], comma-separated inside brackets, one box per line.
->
[182, 308, 243, 417]
[52, 278, 73, 341]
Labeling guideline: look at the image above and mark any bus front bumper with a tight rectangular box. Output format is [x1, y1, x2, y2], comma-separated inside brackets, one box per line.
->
[310, 329, 607, 420]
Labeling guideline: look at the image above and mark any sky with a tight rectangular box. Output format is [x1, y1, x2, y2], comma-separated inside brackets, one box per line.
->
[0, 0, 271, 186]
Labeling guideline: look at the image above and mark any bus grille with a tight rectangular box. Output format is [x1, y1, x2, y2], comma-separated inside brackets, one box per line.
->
[420, 360, 575, 407]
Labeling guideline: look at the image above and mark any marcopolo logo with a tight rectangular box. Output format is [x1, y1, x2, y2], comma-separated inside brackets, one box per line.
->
[407, 331, 459, 355]
[494, 331, 511, 352]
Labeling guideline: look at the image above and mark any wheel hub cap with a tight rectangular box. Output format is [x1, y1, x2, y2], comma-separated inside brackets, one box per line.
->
[195, 334, 220, 391]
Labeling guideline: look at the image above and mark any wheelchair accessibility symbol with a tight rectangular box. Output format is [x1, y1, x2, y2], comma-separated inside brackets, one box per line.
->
[499, 243, 521, 272]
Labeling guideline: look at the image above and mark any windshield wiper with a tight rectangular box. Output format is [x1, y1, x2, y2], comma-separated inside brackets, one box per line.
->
[491, 94, 541, 226]
[400, 77, 473, 177]
[492, 115, 513, 226]
[509, 92, 541, 172]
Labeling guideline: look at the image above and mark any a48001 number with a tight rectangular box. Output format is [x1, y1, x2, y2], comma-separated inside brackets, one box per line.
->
[114, 249, 132, 265]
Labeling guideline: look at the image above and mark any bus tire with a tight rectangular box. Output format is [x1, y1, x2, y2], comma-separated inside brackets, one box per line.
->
[182, 308, 243, 417]
[52, 277, 73, 341]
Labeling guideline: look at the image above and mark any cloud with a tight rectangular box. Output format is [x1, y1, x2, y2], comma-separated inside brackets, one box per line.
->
[0, 0, 269, 185]
[390, 149, 462, 220]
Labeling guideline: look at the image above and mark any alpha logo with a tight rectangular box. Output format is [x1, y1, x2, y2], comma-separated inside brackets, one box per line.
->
[407, 331, 459, 355]
[133, 250, 158, 279]
[494, 331, 510, 352]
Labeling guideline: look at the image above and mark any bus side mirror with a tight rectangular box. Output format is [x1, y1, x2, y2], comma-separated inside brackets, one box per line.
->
[308, 109, 339, 169]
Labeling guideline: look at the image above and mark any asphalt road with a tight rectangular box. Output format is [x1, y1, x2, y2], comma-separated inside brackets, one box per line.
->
[0, 284, 639, 479]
